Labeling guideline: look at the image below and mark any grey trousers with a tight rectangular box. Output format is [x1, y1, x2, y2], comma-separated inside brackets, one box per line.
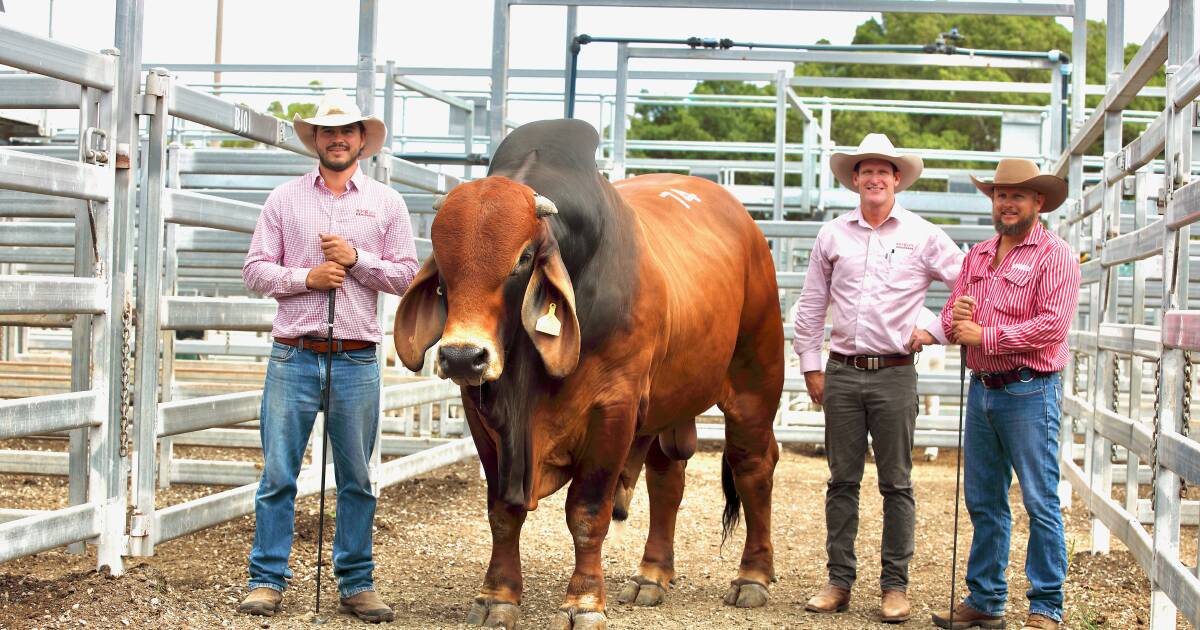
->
[821, 358, 918, 591]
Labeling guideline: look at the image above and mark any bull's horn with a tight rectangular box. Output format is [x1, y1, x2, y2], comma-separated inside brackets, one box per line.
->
[534, 193, 558, 217]
[431, 194, 448, 211]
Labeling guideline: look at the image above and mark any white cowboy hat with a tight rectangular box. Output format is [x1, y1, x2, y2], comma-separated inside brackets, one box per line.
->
[829, 133, 924, 193]
[293, 88, 387, 159]
[970, 158, 1067, 213]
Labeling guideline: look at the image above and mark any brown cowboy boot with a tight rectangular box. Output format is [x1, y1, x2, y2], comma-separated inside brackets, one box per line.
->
[931, 601, 1005, 629]
[339, 590, 395, 623]
[1022, 613, 1059, 629]
[236, 587, 282, 616]
[880, 589, 911, 623]
[804, 582, 851, 613]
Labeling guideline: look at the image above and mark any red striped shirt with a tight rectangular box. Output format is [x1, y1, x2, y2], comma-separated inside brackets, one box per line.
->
[940, 223, 1081, 373]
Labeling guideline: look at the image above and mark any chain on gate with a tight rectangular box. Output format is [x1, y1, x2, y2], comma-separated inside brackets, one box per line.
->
[1151, 358, 1162, 510]
[1111, 353, 1121, 463]
[118, 300, 135, 457]
[1182, 352, 1193, 498]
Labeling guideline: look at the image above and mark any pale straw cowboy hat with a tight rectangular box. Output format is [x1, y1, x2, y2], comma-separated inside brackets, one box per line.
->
[970, 158, 1067, 213]
[830, 133, 924, 193]
[293, 88, 387, 159]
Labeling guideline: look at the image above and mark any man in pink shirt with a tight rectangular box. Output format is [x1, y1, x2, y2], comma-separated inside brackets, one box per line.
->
[238, 90, 418, 622]
[795, 134, 963, 622]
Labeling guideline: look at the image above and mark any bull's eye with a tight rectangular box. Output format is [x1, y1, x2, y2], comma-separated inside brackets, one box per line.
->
[511, 249, 533, 276]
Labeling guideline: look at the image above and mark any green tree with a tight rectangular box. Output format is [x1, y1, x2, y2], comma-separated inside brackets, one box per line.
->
[627, 13, 1163, 186]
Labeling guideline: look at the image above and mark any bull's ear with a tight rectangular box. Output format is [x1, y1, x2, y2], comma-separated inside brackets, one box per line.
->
[521, 247, 580, 378]
[394, 256, 445, 371]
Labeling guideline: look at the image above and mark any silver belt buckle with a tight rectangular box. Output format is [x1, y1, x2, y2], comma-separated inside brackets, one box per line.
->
[853, 355, 879, 370]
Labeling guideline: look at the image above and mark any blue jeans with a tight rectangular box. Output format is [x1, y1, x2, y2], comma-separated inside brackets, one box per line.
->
[247, 341, 381, 598]
[963, 372, 1067, 622]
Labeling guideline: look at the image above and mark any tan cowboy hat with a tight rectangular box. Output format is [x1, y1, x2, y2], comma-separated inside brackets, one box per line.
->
[293, 88, 387, 159]
[830, 133, 924, 193]
[970, 158, 1067, 213]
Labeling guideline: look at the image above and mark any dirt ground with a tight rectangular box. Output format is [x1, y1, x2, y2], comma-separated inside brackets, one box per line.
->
[0, 442, 1184, 630]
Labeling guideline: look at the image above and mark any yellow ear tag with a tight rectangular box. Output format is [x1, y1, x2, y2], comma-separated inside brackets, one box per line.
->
[535, 303, 562, 337]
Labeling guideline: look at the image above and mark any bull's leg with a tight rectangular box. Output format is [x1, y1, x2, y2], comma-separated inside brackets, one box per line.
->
[715, 381, 782, 607]
[616, 437, 685, 607]
[465, 501, 527, 629]
[550, 404, 636, 630]
[462, 401, 526, 630]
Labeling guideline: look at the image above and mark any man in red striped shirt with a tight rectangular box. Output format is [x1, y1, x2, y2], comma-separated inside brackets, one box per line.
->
[933, 159, 1080, 630]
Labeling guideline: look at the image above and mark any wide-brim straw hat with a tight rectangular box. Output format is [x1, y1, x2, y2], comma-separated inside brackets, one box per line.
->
[293, 88, 387, 159]
[830, 133, 924, 193]
[970, 158, 1067, 213]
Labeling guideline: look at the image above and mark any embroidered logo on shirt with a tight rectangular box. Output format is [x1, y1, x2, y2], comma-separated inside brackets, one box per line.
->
[894, 242, 916, 250]
[1013, 263, 1032, 271]
[355, 209, 376, 218]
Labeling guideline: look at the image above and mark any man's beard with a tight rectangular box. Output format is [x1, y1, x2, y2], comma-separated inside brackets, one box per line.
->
[993, 212, 1036, 237]
[319, 147, 362, 172]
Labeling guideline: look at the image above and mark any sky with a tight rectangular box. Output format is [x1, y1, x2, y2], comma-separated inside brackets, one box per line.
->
[0, 0, 1179, 141]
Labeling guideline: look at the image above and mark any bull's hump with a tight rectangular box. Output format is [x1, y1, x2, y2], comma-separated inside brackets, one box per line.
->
[489, 119, 600, 178]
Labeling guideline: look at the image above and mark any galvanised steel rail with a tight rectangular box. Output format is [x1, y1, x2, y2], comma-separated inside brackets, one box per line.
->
[1055, 1, 1200, 627]
[0, 19, 126, 572]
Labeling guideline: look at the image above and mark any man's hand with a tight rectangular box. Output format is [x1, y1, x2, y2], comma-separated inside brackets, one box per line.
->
[907, 328, 936, 353]
[306, 261, 346, 290]
[320, 233, 357, 267]
[952, 320, 983, 347]
[951, 295, 976, 322]
[804, 370, 825, 406]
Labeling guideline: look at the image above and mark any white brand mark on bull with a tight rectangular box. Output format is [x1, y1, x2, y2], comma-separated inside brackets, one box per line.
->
[659, 189, 701, 209]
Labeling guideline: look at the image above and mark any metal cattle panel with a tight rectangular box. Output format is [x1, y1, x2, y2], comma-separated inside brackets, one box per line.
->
[0, 75, 83, 108]
[158, 296, 275, 331]
[0, 150, 113, 201]
[0, 222, 75, 247]
[164, 190, 262, 233]
[0, 391, 99, 440]
[0, 276, 106, 314]
[0, 24, 117, 90]
[0, 503, 101, 564]
[158, 391, 262, 437]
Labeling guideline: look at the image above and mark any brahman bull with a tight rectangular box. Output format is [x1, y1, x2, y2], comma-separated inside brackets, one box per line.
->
[395, 119, 782, 630]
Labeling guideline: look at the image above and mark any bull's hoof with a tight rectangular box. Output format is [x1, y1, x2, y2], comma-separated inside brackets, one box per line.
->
[722, 578, 769, 608]
[465, 597, 521, 629]
[548, 608, 606, 630]
[615, 576, 667, 607]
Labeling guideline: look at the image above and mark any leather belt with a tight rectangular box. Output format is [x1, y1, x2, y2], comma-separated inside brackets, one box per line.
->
[829, 351, 914, 371]
[274, 337, 375, 354]
[972, 366, 1055, 390]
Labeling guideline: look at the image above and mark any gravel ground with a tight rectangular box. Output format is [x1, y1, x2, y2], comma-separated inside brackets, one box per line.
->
[0, 442, 1184, 629]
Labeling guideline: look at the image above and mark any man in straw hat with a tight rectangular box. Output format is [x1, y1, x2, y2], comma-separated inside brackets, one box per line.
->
[932, 158, 1080, 630]
[794, 133, 964, 622]
[238, 88, 418, 622]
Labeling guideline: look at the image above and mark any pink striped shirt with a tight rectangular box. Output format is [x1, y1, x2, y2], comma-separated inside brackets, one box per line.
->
[793, 203, 964, 372]
[939, 223, 1081, 372]
[243, 166, 419, 343]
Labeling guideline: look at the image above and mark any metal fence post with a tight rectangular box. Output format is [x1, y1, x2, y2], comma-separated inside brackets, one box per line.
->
[1088, 0, 1126, 555]
[612, 42, 629, 181]
[129, 69, 170, 558]
[489, 0, 510, 155]
[773, 69, 786, 222]
[91, 48, 128, 576]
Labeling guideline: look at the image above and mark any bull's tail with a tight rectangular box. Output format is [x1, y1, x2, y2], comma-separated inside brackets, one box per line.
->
[720, 450, 741, 549]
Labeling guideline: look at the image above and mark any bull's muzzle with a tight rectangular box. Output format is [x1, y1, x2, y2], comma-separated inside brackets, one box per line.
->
[437, 343, 491, 384]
